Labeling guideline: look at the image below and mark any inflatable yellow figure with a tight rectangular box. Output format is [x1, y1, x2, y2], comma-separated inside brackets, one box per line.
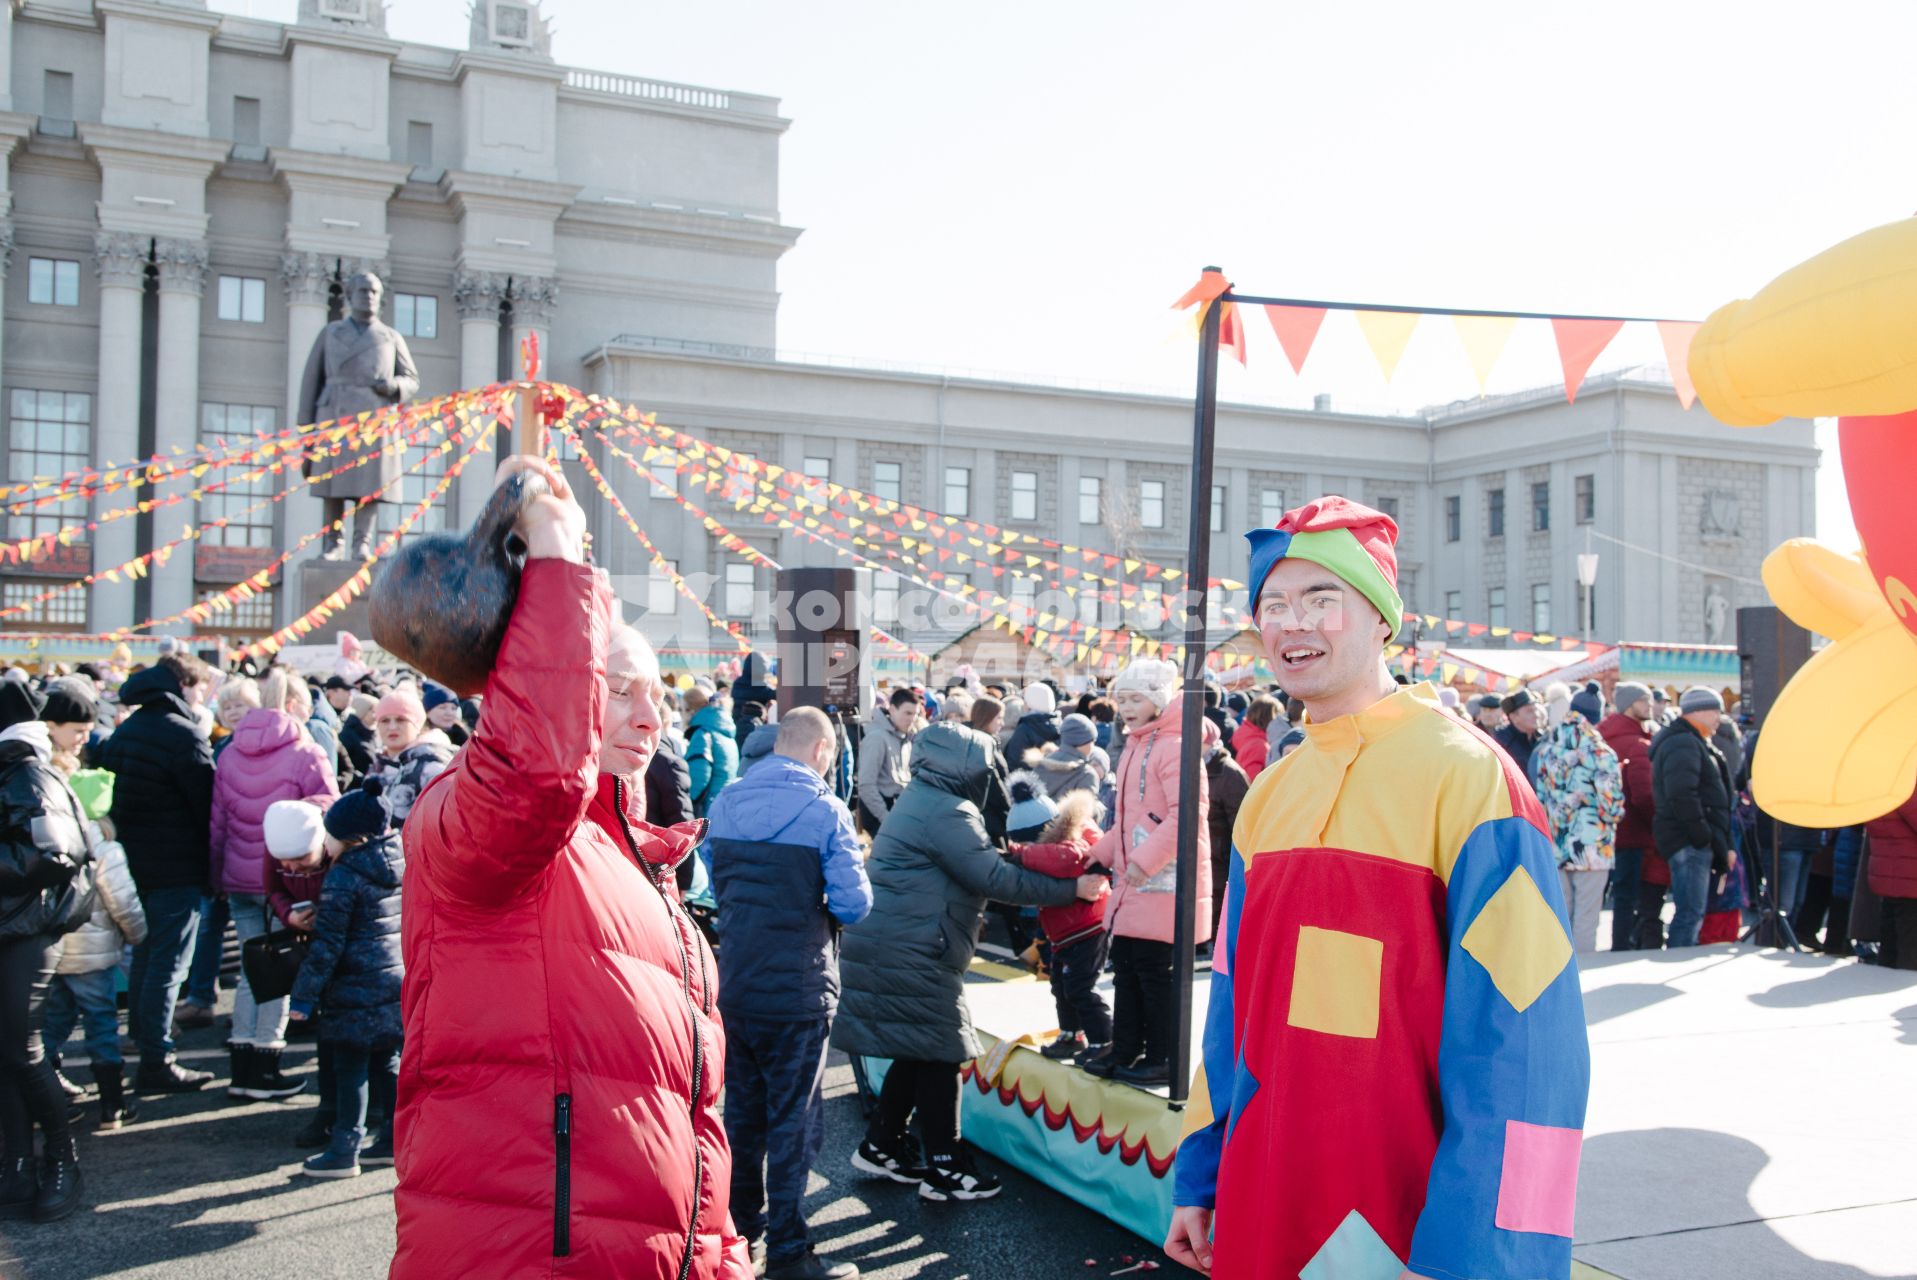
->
[1691, 217, 1917, 827]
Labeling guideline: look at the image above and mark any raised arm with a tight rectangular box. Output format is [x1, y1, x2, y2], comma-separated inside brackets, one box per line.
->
[414, 457, 604, 910]
[926, 808, 1077, 908]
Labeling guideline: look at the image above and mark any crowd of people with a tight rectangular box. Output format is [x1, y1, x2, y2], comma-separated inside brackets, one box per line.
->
[0, 465, 1907, 1280]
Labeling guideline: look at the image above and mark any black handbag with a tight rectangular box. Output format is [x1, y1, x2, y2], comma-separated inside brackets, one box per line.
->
[241, 929, 311, 1003]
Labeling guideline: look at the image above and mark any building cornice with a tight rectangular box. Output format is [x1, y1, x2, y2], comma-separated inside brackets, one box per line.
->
[453, 50, 568, 87]
[95, 0, 224, 33]
[78, 123, 233, 170]
[560, 201, 801, 259]
[268, 148, 414, 191]
[555, 85, 791, 135]
[278, 21, 403, 61]
[437, 167, 581, 217]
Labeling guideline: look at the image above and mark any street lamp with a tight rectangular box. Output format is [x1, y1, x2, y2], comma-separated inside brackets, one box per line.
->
[1576, 541, 1600, 643]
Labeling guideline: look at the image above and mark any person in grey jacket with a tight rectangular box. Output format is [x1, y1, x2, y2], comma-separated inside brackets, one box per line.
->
[835, 723, 1100, 1204]
[854, 688, 919, 834]
[46, 817, 144, 1131]
[1030, 713, 1109, 801]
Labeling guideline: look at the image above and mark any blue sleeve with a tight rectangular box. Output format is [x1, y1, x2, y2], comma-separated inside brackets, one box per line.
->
[818, 800, 873, 926]
[291, 868, 356, 1010]
[1170, 841, 1246, 1209]
[1407, 815, 1590, 1280]
[686, 729, 713, 803]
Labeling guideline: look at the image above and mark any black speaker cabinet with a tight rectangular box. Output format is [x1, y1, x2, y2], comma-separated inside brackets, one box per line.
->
[774, 567, 868, 719]
[1736, 605, 1812, 727]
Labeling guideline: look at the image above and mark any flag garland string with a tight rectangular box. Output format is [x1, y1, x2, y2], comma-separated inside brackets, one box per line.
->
[239, 421, 493, 661]
[106, 407, 495, 640]
[0, 404, 470, 622]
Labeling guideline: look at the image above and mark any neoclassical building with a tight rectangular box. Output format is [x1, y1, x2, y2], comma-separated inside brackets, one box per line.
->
[0, 0, 1816, 657]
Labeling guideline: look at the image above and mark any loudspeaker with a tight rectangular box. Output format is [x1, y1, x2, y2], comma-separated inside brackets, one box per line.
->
[774, 567, 869, 720]
[1736, 605, 1812, 727]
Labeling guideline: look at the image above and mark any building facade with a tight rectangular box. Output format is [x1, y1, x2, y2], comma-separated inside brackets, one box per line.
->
[0, 0, 1816, 656]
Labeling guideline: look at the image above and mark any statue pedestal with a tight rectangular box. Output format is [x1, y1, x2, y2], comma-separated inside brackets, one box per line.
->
[297, 559, 374, 645]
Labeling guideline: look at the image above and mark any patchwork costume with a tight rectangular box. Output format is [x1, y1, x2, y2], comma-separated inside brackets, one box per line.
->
[1171, 499, 1591, 1280]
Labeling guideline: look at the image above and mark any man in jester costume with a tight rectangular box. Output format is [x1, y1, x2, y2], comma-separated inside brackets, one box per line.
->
[1166, 497, 1590, 1280]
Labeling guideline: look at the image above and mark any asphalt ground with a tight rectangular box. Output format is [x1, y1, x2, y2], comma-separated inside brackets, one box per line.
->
[0, 995, 1154, 1280]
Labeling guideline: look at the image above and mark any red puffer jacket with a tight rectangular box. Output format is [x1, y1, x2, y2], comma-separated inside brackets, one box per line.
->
[1599, 711, 1665, 882]
[391, 561, 749, 1280]
[1866, 788, 1917, 900]
[1011, 818, 1107, 947]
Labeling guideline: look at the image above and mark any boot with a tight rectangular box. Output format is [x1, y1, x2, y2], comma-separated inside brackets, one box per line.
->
[32, 1137, 82, 1224]
[0, 1156, 34, 1220]
[226, 1044, 255, 1100]
[136, 1056, 213, 1094]
[91, 1062, 138, 1131]
[51, 1059, 86, 1103]
[1824, 898, 1853, 956]
[245, 1047, 306, 1101]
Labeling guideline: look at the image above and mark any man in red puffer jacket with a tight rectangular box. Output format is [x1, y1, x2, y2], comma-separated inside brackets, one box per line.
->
[1866, 785, 1917, 970]
[1598, 682, 1659, 951]
[391, 457, 749, 1279]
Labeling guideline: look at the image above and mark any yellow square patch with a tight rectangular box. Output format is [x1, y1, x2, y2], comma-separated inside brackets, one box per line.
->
[1287, 926, 1384, 1039]
[1460, 865, 1573, 1012]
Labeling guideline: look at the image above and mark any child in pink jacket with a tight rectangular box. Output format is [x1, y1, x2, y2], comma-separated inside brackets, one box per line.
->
[1083, 659, 1209, 1090]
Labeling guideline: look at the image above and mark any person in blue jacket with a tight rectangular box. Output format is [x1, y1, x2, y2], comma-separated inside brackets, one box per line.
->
[703, 707, 872, 1280]
[683, 685, 739, 818]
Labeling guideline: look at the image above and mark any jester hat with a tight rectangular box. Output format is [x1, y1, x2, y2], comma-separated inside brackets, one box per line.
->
[1245, 496, 1404, 631]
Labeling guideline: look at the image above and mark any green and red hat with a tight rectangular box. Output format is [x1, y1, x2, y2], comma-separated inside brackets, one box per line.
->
[1245, 496, 1404, 630]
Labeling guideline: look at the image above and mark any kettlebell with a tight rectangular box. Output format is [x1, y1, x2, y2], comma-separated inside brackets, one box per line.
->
[368, 468, 550, 697]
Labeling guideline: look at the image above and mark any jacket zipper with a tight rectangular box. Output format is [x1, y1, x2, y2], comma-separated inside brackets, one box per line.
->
[553, 1093, 572, 1257]
[611, 777, 705, 1280]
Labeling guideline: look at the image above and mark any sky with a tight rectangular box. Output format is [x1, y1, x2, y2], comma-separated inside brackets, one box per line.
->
[216, 0, 1915, 548]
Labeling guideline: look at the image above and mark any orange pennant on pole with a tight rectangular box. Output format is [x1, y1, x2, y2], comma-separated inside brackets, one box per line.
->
[1263, 305, 1327, 374]
[1551, 317, 1625, 404]
[1656, 320, 1702, 410]
[1219, 302, 1247, 366]
[1171, 269, 1231, 312]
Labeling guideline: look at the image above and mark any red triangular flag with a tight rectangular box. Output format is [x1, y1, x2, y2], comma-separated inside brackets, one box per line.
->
[1263, 305, 1328, 374]
[1551, 317, 1625, 404]
[1219, 302, 1248, 366]
[1656, 320, 1702, 411]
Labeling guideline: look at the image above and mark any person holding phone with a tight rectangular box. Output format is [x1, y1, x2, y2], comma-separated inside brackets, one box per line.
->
[1080, 658, 1211, 1090]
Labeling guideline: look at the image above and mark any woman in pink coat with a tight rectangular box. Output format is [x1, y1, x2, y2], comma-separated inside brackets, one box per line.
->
[209, 668, 337, 1098]
[1084, 658, 1209, 1090]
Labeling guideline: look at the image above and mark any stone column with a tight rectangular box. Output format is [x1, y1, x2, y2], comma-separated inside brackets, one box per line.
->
[146, 238, 208, 631]
[508, 273, 556, 387]
[452, 267, 505, 524]
[276, 251, 332, 625]
[91, 231, 148, 633]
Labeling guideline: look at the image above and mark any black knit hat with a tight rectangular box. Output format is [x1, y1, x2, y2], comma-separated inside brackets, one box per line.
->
[0, 680, 45, 731]
[40, 682, 97, 727]
[325, 777, 393, 843]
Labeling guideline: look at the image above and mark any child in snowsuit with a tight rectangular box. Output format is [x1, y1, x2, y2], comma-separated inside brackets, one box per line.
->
[1006, 773, 1111, 1065]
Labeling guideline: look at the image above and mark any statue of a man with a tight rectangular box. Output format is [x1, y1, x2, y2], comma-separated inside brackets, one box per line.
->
[298, 271, 421, 560]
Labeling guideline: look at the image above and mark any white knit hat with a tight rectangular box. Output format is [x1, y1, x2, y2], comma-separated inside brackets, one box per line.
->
[1111, 658, 1180, 712]
[1021, 681, 1056, 715]
[263, 799, 325, 861]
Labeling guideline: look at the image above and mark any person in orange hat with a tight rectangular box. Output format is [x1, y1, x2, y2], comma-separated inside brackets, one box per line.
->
[1167, 497, 1589, 1280]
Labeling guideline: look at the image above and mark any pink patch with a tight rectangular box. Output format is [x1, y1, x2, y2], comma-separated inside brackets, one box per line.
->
[1494, 1119, 1582, 1238]
[1214, 894, 1232, 977]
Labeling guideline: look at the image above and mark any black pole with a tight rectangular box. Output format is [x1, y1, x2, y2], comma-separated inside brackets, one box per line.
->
[1169, 277, 1222, 1106]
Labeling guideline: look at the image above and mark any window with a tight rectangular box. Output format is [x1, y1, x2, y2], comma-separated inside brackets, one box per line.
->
[1210, 485, 1226, 533]
[1011, 470, 1038, 522]
[649, 460, 678, 495]
[2, 580, 86, 628]
[647, 559, 679, 615]
[724, 562, 755, 619]
[1376, 496, 1400, 523]
[1488, 487, 1505, 537]
[1445, 495, 1461, 542]
[1488, 586, 1506, 628]
[802, 456, 831, 482]
[406, 121, 434, 170]
[233, 96, 261, 147]
[1579, 582, 1596, 636]
[1078, 476, 1101, 525]
[27, 259, 79, 308]
[1078, 586, 1102, 627]
[943, 466, 970, 517]
[1445, 590, 1462, 622]
[197, 587, 275, 633]
[1260, 488, 1285, 527]
[1531, 583, 1551, 632]
[872, 570, 899, 625]
[489, 0, 533, 44]
[198, 403, 277, 552]
[1009, 574, 1037, 617]
[217, 275, 266, 324]
[1140, 479, 1165, 530]
[392, 293, 438, 340]
[1532, 481, 1550, 532]
[396, 421, 451, 539]
[42, 71, 73, 123]
[7, 390, 91, 556]
[872, 461, 901, 505]
[1575, 473, 1595, 524]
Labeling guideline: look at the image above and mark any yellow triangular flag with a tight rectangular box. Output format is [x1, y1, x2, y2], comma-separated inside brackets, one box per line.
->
[1450, 315, 1517, 393]
[1355, 310, 1421, 381]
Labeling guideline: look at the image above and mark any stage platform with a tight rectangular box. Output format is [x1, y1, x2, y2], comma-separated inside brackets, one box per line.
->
[905, 945, 1917, 1279]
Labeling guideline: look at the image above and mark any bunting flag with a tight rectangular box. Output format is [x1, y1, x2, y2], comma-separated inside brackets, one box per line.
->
[1354, 309, 1422, 380]
[1451, 314, 1519, 392]
[1657, 320, 1702, 411]
[1551, 317, 1627, 404]
[1263, 304, 1327, 374]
